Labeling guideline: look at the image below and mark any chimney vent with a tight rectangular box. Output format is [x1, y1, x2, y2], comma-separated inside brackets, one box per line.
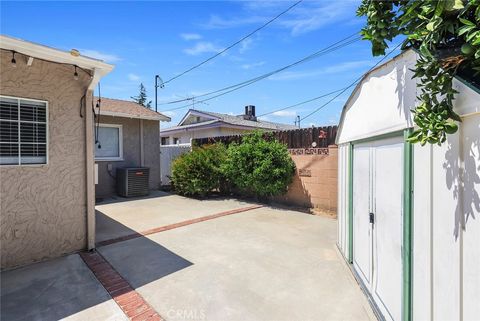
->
[243, 105, 257, 121]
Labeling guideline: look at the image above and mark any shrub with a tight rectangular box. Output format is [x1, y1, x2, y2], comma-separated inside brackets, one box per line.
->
[171, 143, 226, 197]
[222, 131, 296, 198]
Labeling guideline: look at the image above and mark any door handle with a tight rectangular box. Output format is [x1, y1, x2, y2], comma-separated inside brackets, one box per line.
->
[369, 212, 375, 224]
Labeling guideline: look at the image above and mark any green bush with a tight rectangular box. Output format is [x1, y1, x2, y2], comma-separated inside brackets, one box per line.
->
[171, 143, 226, 197]
[222, 131, 296, 198]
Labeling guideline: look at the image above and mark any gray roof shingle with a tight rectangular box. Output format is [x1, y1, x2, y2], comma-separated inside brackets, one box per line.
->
[162, 109, 297, 132]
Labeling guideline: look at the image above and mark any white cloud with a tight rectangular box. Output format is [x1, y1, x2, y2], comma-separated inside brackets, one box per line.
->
[180, 33, 202, 41]
[269, 60, 374, 81]
[241, 61, 265, 70]
[278, 2, 356, 36]
[79, 49, 122, 63]
[322, 60, 374, 73]
[272, 110, 297, 117]
[183, 42, 224, 56]
[128, 73, 140, 81]
[201, 1, 357, 36]
[239, 38, 253, 53]
[202, 14, 265, 29]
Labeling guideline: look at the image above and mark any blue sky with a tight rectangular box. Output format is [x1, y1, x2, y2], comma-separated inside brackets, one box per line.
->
[1, 1, 400, 128]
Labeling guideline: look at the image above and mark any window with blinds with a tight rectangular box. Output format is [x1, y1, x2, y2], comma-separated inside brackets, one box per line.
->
[0, 96, 48, 165]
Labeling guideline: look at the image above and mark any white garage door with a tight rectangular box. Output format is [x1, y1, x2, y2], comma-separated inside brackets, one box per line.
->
[353, 136, 404, 321]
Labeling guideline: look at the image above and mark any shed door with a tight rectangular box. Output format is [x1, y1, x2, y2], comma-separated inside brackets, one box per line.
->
[353, 144, 372, 287]
[353, 136, 403, 321]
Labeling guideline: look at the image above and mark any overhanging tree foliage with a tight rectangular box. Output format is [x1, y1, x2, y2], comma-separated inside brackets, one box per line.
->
[357, 0, 480, 145]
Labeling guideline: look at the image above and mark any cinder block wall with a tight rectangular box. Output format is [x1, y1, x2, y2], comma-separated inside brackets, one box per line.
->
[274, 146, 338, 214]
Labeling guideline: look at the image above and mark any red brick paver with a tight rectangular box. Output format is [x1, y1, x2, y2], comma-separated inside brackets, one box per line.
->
[97, 204, 263, 247]
[80, 251, 163, 321]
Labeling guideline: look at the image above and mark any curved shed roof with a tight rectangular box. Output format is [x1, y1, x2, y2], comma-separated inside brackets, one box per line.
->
[336, 49, 480, 144]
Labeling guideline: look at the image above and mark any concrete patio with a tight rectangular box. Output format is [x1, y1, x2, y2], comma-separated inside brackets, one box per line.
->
[1, 192, 375, 321]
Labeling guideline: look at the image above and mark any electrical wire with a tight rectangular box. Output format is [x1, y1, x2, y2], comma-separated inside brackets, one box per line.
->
[160, 33, 361, 111]
[160, 33, 359, 106]
[257, 88, 346, 118]
[162, 0, 303, 85]
[300, 43, 403, 122]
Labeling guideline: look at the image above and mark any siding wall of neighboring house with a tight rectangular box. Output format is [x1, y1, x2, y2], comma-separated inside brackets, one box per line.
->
[95, 115, 160, 198]
[0, 54, 93, 269]
[162, 126, 250, 145]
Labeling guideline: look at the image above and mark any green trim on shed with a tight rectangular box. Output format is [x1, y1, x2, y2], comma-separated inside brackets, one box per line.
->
[403, 129, 414, 321]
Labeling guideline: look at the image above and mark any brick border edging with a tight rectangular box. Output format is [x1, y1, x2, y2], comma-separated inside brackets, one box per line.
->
[80, 251, 163, 321]
[97, 204, 263, 247]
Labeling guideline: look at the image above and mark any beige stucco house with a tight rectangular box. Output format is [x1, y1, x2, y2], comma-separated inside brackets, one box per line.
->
[0, 35, 113, 269]
[94, 98, 170, 198]
[160, 106, 297, 145]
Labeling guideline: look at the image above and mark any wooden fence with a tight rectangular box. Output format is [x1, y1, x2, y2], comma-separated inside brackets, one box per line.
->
[192, 126, 337, 149]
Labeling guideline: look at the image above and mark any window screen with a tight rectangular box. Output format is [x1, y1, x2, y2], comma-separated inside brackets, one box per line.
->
[95, 125, 122, 159]
[0, 97, 47, 165]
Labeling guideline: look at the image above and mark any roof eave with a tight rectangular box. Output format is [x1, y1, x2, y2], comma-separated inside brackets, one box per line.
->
[0, 34, 114, 77]
[177, 109, 220, 126]
[99, 110, 170, 121]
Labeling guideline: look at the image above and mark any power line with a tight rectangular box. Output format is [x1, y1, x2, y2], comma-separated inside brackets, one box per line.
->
[300, 43, 403, 122]
[160, 33, 359, 106]
[162, 0, 303, 86]
[160, 33, 361, 111]
[257, 88, 346, 117]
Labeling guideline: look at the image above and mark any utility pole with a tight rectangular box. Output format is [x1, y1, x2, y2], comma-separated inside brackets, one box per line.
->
[296, 115, 301, 128]
[155, 75, 164, 112]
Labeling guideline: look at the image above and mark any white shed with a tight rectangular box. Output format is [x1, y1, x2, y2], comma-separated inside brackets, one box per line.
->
[336, 49, 480, 321]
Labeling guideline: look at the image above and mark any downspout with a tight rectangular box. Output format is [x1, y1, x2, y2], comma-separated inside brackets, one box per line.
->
[159, 120, 162, 187]
[140, 119, 145, 166]
[85, 68, 101, 250]
[348, 142, 354, 263]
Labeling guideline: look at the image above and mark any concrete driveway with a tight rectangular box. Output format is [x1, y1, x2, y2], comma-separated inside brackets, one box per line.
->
[2, 192, 375, 321]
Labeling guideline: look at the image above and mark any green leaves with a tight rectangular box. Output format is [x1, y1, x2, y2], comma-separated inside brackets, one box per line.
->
[171, 144, 227, 197]
[222, 131, 295, 198]
[172, 132, 296, 199]
[357, 0, 479, 145]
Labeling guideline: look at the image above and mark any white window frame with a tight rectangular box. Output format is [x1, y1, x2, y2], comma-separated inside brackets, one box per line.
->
[0, 95, 49, 167]
[94, 123, 123, 161]
[161, 136, 170, 145]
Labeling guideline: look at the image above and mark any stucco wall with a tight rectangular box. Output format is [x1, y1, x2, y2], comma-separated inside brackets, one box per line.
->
[274, 146, 338, 214]
[0, 52, 92, 269]
[95, 115, 160, 198]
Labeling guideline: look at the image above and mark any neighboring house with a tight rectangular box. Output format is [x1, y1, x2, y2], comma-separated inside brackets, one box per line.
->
[94, 97, 170, 198]
[336, 49, 479, 321]
[160, 105, 297, 145]
[0, 35, 113, 269]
